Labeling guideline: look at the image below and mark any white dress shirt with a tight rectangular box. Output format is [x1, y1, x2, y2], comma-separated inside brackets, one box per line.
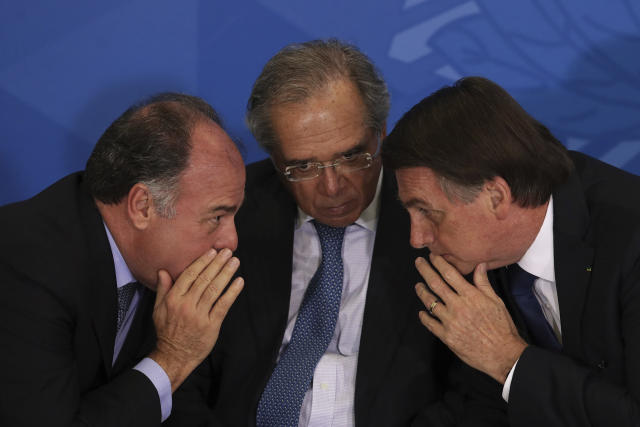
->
[502, 197, 562, 401]
[278, 171, 383, 427]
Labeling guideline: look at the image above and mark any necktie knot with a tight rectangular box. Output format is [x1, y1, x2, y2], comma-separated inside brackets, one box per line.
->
[507, 264, 537, 296]
[117, 282, 138, 332]
[313, 220, 346, 247]
[507, 264, 560, 351]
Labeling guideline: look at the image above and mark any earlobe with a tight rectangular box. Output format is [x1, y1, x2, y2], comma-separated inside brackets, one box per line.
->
[127, 183, 154, 230]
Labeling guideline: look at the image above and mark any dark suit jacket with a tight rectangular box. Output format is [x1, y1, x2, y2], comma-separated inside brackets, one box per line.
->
[167, 159, 464, 426]
[0, 173, 160, 427]
[491, 152, 640, 426]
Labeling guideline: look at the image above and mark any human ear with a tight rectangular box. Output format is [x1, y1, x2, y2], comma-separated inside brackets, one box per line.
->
[484, 176, 512, 219]
[127, 183, 154, 230]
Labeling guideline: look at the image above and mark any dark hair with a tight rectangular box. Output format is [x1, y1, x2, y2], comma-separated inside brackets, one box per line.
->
[383, 76, 573, 207]
[246, 38, 389, 153]
[85, 92, 222, 217]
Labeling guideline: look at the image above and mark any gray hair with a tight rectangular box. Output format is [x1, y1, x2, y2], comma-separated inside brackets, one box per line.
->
[439, 176, 483, 204]
[246, 38, 390, 153]
[85, 92, 223, 218]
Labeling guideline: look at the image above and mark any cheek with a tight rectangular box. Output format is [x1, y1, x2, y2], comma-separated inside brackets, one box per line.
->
[289, 181, 319, 208]
[443, 218, 487, 257]
[163, 229, 212, 278]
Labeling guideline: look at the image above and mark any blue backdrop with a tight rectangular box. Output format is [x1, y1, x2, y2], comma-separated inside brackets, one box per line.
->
[2, 0, 639, 205]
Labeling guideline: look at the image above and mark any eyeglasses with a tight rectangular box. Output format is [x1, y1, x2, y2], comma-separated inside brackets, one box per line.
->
[282, 136, 381, 182]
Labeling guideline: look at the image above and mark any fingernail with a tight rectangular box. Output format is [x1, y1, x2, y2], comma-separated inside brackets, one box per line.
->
[229, 257, 239, 267]
[208, 248, 217, 257]
[221, 248, 232, 257]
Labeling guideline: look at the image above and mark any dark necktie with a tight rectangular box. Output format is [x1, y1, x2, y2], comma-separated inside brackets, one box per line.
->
[256, 221, 346, 427]
[116, 282, 138, 332]
[508, 264, 561, 351]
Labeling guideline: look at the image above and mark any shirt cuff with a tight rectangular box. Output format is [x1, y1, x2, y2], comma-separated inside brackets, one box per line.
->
[501, 358, 519, 402]
[134, 357, 172, 422]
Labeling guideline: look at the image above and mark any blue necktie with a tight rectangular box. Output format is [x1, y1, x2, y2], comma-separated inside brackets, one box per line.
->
[116, 282, 138, 332]
[256, 221, 346, 427]
[508, 265, 561, 351]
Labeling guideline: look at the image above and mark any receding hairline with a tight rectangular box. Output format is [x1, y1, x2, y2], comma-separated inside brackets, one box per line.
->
[187, 117, 240, 162]
[134, 100, 213, 128]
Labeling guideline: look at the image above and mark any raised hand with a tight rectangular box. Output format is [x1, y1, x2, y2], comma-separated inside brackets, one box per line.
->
[415, 254, 526, 384]
[150, 248, 244, 391]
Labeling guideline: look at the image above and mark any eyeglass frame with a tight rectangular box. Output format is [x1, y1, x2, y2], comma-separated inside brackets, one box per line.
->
[280, 134, 382, 183]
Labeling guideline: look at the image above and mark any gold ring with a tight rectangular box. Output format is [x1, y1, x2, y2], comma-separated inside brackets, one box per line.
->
[428, 300, 439, 315]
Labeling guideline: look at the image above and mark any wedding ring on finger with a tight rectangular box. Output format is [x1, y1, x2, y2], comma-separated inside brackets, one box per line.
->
[428, 300, 440, 315]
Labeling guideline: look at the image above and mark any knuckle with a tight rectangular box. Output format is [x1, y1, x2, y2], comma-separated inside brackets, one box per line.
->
[442, 270, 453, 283]
[165, 292, 179, 308]
[181, 268, 199, 283]
[195, 271, 214, 288]
[203, 283, 221, 301]
[215, 296, 232, 313]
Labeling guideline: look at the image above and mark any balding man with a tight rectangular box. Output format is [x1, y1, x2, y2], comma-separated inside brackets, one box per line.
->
[0, 93, 245, 427]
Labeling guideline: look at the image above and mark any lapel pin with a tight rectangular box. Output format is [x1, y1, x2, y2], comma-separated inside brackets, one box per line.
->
[586, 266, 592, 272]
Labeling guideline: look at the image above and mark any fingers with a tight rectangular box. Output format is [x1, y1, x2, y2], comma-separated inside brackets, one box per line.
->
[418, 309, 445, 338]
[209, 276, 244, 324]
[415, 257, 456, 303]
[172, 249, 218, 295]
[415, 282, 446, 320]
[190, 248, 233, 300]
[473, 263, 495, 295]
[154, 269, 173, 309]
[429, 254, 471, 295]
[197, 254, 241, 310]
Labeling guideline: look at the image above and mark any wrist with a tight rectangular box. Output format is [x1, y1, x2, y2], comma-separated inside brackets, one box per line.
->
[494, 339, 527, 384]
[149, 346, 198, 393]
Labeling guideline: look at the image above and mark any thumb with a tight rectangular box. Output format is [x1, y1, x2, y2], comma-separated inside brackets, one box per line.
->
[473, 263, 495, 297]
[154, 269, 173, 308]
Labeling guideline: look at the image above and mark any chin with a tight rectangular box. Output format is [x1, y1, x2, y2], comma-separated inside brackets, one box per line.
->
[443, 256, 475, 275]
[315, 213, 359, 228]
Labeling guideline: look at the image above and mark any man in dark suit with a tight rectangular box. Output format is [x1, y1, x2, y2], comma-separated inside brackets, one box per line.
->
[167, 39, 470, 426]
[0, 93, 245, 426]
[382, 76, 640, 426]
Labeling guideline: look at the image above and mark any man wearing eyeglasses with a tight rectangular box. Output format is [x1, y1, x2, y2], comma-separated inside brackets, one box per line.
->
[166, 39, 478, 427]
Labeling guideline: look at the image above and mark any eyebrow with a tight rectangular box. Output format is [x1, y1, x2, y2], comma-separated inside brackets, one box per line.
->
[203, 199, 244, 217]
[283, 138, 370, 166]
[400, 197, 430, 210]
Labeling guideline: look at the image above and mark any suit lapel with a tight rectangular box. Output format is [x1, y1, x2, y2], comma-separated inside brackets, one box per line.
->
[112, 288, 156, 373]
[239, 168, 296, 369]
[355, 172, 424, 421]
[78, 180, 119, 376]
[551, 171, 594, 357]
[491, 172, 594, 356]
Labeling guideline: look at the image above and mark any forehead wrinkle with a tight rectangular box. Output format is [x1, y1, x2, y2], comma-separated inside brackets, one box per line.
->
[283, 130, 372, 164]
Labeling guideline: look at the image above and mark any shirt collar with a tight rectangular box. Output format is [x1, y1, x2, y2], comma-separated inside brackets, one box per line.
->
[295, 168, 383, 232]
[103, 223, 136, 289]
[518, 196, 555, 282]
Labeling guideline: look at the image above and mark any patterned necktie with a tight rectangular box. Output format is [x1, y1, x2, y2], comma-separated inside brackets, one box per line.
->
[256, 221, 346, 427]
[116, 282, 138, 332]
[507, 264, 561, 351]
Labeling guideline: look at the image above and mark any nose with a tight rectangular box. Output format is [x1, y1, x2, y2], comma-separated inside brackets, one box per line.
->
[409, 219, 435, 249]
[318, 166, 341, 196]
[213, 219, 239, 252]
